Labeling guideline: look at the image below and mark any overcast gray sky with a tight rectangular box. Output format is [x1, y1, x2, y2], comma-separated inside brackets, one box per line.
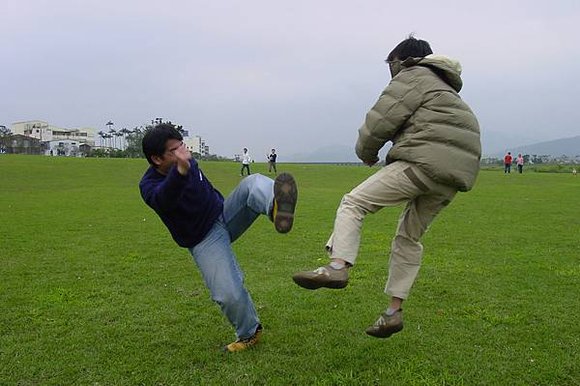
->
[2, 0, 579, 158]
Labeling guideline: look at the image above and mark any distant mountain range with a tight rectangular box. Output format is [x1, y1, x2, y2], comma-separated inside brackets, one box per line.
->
[285, 145, 360, 163]
[286, 135, 580, 162]
[487, 135, 580, 158]
[285, 144, 392, 163]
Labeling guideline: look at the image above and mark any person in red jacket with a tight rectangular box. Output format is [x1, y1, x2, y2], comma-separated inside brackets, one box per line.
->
[504, 152, 513, 174]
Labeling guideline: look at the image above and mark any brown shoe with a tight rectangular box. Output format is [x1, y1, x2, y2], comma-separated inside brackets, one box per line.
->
[292, 264, 349, 290]
[223, 324, 263, 353]
[272, 173, 298, 233]
[365, 309, 404, 338]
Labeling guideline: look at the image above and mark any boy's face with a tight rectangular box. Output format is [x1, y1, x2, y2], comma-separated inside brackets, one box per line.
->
[388, 59, 402, 78]
[152, 139, 183, 175]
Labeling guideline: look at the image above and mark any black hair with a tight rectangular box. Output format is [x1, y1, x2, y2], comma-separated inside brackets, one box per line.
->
[387, 34, 433, 62]
[142, 123, 183, 165]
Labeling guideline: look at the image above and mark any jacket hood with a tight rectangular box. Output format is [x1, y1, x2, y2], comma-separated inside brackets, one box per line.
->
[402, 54, 463, 92]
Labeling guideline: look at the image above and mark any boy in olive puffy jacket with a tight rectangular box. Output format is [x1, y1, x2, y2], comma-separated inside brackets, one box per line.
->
[293, 36, 481, 338]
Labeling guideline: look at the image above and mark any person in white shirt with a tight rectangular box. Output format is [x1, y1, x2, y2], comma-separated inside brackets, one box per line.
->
[241, 148, 252, 176]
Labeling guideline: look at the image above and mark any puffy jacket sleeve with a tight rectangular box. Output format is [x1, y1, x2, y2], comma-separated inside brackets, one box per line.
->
[355, 71, 424, 163]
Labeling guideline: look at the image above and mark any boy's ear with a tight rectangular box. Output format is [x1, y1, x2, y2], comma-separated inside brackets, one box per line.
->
[151, 155, 163, 167]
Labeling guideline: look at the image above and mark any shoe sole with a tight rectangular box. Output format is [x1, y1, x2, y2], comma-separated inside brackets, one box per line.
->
[273, 173, 298, 233]
[292, 275, 348, 290]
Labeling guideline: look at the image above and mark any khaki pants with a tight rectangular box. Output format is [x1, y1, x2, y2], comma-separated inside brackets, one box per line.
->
[325, 161, 456, 299]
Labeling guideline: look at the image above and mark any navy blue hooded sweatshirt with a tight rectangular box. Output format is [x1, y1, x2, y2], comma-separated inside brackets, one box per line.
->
[139, 159, 224, 248]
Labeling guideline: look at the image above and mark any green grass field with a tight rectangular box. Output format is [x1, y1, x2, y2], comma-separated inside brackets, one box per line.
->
[1, 155, 578, 385]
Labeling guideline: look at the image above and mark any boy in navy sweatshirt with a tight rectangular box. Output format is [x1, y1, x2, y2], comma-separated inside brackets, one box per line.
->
[139, 124, 297, 352]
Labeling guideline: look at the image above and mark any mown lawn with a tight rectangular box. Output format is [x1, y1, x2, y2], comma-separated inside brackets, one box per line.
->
[1, 155, 578, 385]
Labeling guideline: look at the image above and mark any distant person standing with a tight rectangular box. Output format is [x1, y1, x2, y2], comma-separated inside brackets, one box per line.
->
[267, 149, 278, 174]
[516, 153, 524, 174]
[504, 152, 513, 174]
[241, 148, 252, 176]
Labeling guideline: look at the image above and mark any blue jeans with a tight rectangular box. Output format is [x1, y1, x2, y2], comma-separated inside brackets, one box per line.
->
[188, 174, 274, 339]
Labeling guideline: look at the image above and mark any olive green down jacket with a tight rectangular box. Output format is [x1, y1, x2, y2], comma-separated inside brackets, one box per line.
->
[355, 54, 481, 192]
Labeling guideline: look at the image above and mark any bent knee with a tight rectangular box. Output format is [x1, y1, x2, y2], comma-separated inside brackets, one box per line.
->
[339, 192, 375, 215]
[211, 288, 244, 306]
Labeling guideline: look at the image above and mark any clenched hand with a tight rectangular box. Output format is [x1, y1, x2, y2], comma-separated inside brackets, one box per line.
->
[173, 142, 192, 176]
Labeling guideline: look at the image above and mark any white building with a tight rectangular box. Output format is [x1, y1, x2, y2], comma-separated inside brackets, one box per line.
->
[184, 135, 209, 156]
[45, 139, 86, 157]
[11, 120, 95, 146]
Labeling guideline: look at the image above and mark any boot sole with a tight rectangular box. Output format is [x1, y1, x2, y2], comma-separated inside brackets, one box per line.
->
[273, 173, 298, 233]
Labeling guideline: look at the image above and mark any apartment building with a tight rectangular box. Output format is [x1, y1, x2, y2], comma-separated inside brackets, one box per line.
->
[11, 120, 95, 146]
[183, 135, 209, 156]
